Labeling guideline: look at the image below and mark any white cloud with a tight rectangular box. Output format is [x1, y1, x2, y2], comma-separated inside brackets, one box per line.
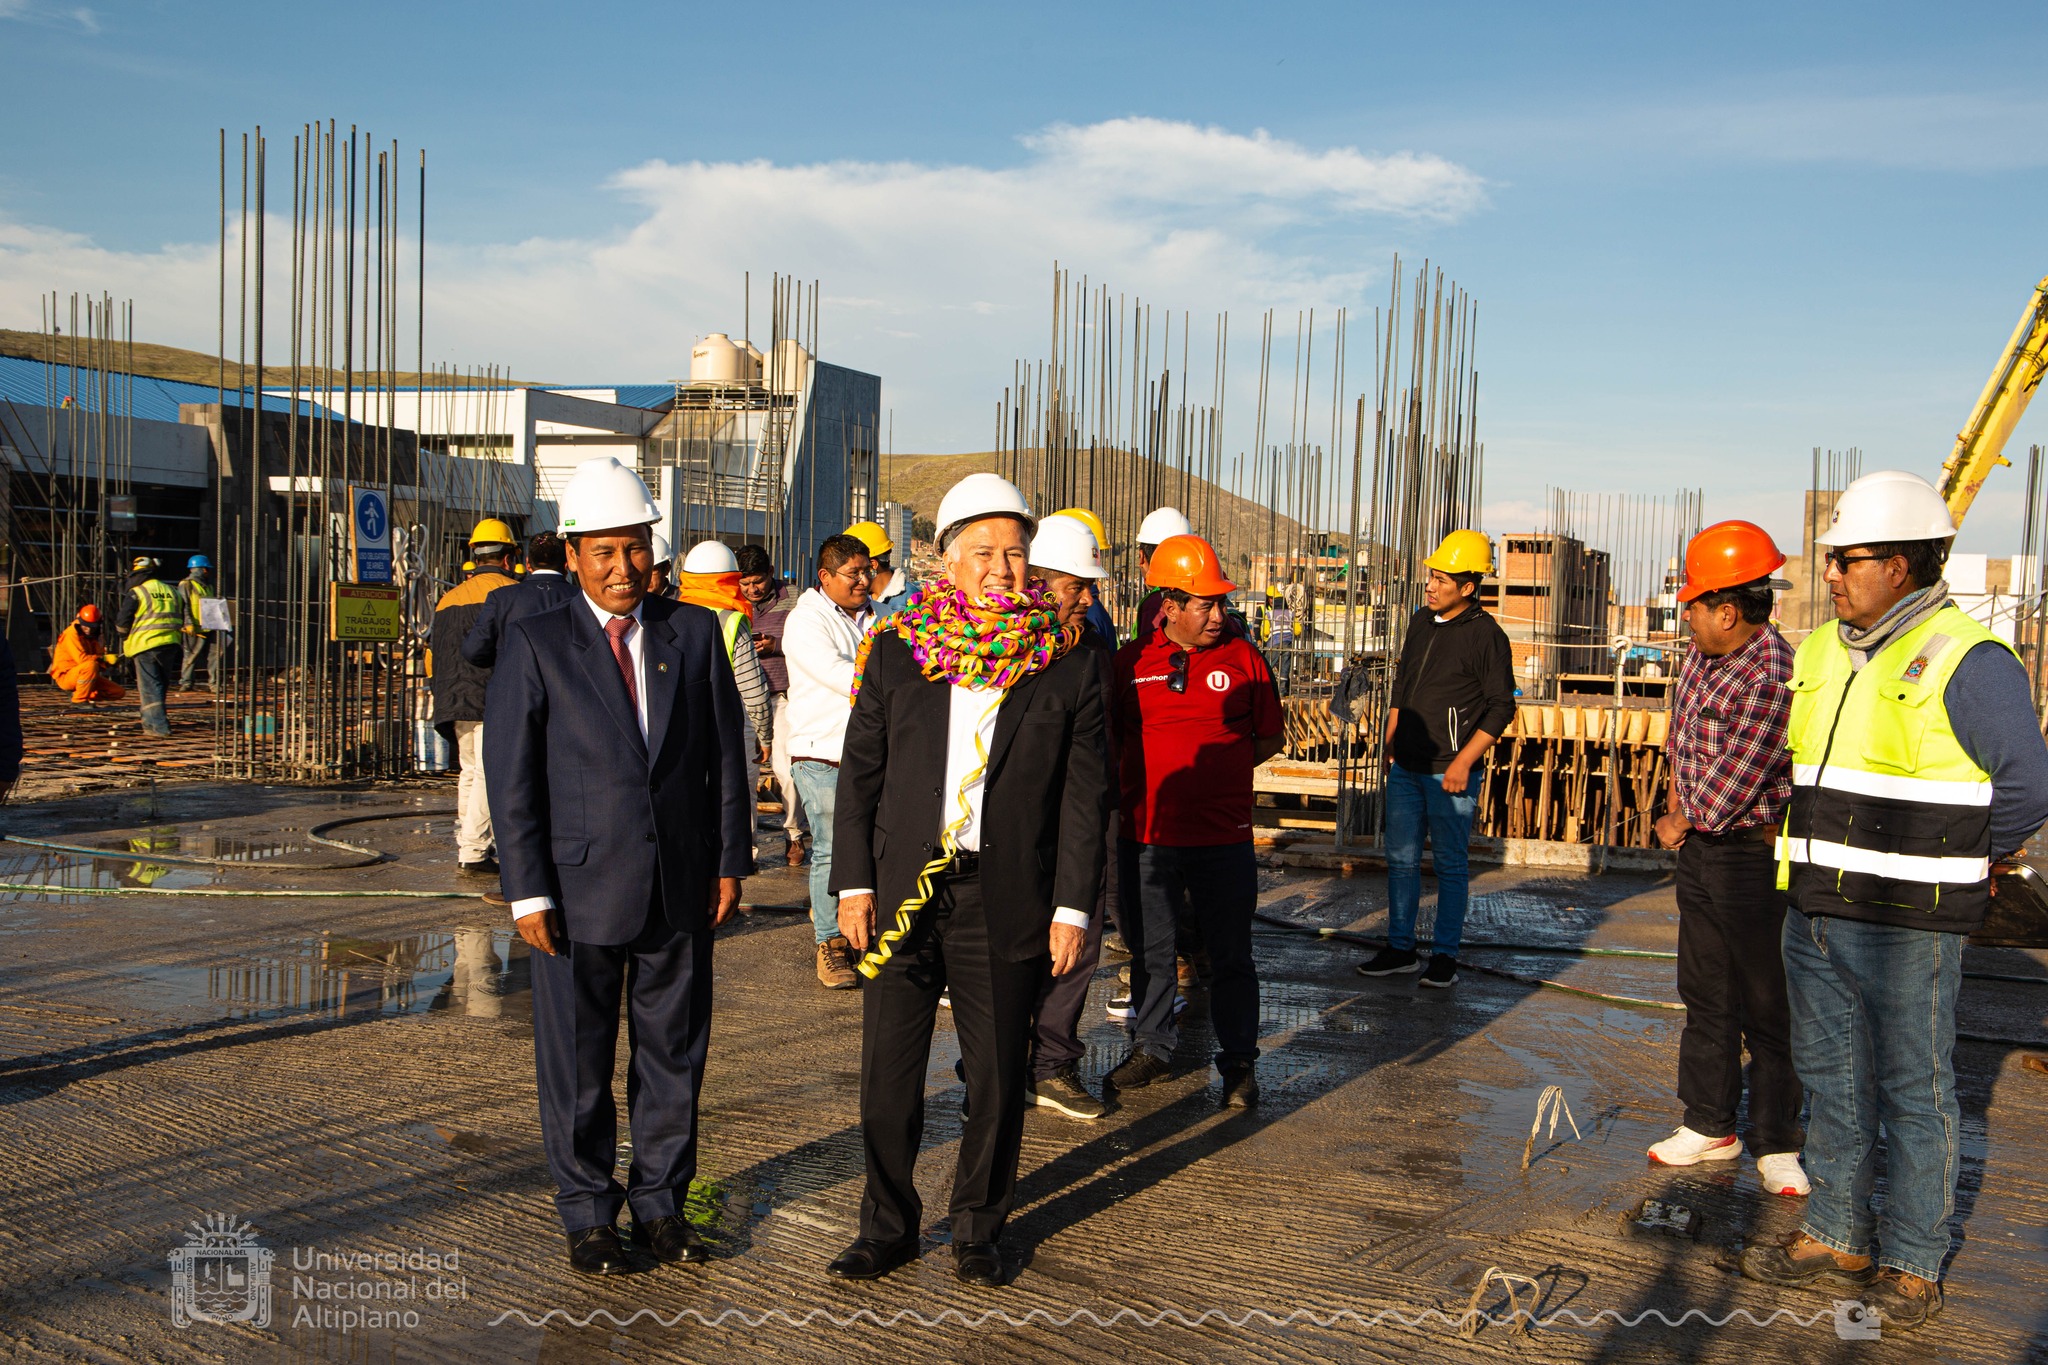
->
[0, 118, 1483, 452]
[0, 0, 100, 32]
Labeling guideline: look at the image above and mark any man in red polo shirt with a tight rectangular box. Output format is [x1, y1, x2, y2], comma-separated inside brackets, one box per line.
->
[1107, 535, 1284, 1108]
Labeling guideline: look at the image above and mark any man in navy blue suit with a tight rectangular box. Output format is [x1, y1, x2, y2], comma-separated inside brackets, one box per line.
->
[484, 456, 752, 1276]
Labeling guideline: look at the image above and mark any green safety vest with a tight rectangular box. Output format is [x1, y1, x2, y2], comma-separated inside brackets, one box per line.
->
[715, 606, 746, 665]
[178, 576, 211, 628]
[125, 579, 182, 653]
[1776, 603, 2010, 919]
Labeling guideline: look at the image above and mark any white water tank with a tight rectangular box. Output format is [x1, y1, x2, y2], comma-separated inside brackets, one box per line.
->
[764, 338, 811, 393]
[690, 333, 748, 384]
[741, 340, 765, 384]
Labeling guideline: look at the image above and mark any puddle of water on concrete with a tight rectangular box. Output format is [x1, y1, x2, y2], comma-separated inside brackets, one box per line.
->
[81, 826, 331, 864]
[0, 847, 232, 896]
[103, 929, 532, 1022]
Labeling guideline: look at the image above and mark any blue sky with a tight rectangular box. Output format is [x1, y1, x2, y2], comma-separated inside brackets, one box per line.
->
[3, 1, 2045, 553]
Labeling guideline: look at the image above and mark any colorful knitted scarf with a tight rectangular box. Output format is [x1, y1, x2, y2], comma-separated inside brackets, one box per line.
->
[851, 575, 1078, 698]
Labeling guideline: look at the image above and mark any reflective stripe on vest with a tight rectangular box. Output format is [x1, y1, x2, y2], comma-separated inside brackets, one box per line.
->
[126, 579, 182, 653]
[1777, 604, 2010, 915]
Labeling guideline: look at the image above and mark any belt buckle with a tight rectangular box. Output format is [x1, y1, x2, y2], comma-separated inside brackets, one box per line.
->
[948, 850, 980, 877]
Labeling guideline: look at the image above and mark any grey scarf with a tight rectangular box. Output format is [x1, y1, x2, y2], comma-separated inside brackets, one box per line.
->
[1838, 580, 1950, 670]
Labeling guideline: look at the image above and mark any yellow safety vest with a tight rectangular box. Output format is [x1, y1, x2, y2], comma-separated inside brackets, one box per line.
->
[1777, 603, 2010, 919]
[715, 607, 746, 665]
[125, 579, 182, 653]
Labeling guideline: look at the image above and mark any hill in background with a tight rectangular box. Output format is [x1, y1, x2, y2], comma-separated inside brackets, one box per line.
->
[0, 329, 534, 391]
[881, 450, 1317, 564]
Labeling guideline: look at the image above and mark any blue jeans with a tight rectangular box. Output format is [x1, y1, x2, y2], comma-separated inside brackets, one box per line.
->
[790, 760, 841, 945]
[1119, 840, 1260, 1068]
[1781, 911, 1963, 1283]
[1384, 762, 1478, 956]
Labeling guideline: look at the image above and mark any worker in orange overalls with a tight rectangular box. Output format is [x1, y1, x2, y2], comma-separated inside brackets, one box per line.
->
[49, 604, 124, 703]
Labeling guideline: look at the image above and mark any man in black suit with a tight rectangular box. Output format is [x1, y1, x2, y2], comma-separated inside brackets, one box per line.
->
[484, 456, 751, 1276]
[461, 531, 578, 669]
[827, 472, 1110, 1287]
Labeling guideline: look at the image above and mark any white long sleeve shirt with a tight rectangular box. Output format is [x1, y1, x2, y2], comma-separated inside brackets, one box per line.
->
[839, 675, 1089, 930]
[782, 587, 873, 763]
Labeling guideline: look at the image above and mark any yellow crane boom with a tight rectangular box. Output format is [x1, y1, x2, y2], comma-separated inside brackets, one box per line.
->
[1938, 274, 2048, 528]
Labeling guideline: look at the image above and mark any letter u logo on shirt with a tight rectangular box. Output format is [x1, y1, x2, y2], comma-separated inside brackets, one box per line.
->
[1206, 670, 1231, 693]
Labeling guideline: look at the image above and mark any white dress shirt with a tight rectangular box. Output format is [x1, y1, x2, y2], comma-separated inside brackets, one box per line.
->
[840, 678, 1089, 930]
[509, 594, 646, 923]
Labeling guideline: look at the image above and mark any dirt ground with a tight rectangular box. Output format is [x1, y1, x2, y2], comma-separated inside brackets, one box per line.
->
[0, 781, 2043, 1363]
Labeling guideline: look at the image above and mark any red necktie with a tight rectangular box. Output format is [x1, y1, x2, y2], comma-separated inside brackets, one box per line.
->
[604, 615, 638, 708]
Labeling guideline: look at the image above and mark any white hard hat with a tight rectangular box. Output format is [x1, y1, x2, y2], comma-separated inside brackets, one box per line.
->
[1814, 470, 1957, 547]
[935, 472, 1035, 548]
[1137, 506, 1193, 546]
[1029, 513, 1110, 580]
[649, 532, 673, 567]
[557, 456, 661, 535]
[681, 539, 738, 575]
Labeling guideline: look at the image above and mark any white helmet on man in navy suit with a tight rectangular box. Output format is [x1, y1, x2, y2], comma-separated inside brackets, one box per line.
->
[558, 456, 661, 534]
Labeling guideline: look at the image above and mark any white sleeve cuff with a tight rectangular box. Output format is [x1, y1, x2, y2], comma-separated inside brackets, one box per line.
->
[510, 895, 555, 922]
[1052, 906, 1091, 928]
[836, 888, 874, 899]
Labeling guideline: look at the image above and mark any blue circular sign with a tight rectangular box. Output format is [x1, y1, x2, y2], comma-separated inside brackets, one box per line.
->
[355, 491, 386, 541]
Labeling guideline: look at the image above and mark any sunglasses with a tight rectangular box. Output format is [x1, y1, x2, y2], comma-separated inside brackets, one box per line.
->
[1824, 551, 1890, 573]
[1168, 649, 1190, 694]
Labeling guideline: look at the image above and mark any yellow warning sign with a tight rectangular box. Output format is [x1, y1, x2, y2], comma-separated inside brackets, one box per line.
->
[329, 583, 402, 642]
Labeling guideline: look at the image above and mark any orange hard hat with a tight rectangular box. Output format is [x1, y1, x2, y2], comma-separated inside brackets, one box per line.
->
[1677, 520, 1786, 603]
[76, 603, 101, 623]
[1144, 534, 1238, 597]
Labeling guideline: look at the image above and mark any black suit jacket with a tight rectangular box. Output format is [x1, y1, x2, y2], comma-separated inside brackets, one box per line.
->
[483, 593, 752, 945]
[830, 632, 1110, 963]
[461, 571, 579, 670]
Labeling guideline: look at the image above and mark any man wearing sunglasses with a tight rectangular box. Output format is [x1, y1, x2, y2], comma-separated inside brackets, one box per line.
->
[1740, 470, 2048, 1331]
[1107, 534, 1284, 1108]
[784, 532, 877, 988]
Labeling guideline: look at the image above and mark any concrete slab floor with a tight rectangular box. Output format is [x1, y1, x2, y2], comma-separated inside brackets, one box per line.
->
[0, 782, 2044, 1363]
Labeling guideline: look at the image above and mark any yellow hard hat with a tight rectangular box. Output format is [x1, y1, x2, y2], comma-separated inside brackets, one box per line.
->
[470, 517, 515, 547]
[844, 520, 894, 557]
[461, 559, 475, 573]
[1050, 506, 1107, 548]
[1423, 529, 1494, 575]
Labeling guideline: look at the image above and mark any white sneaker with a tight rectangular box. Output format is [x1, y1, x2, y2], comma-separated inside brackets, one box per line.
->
[1647, 1126, 1744, 1166]
[1756, 1151, 1811, 1197]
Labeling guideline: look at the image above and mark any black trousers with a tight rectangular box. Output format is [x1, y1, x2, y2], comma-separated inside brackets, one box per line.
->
[1674, 832, 1805, 1155]
[530, 897, 712, 1233]
[859, 872, 1044, 1245]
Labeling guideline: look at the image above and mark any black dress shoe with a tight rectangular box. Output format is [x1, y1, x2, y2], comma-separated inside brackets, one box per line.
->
[826, 1237, 919, 1281]
[953, 1240, 1004, 1287]
[566, 1225, 636, 1276]
[632, 1214, 711, 1264]
[458, 858, 500, 877]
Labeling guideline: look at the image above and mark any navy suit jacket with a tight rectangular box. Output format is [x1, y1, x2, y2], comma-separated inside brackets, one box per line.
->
[484, 593, 752, 945]
[461, 571, 579, 670]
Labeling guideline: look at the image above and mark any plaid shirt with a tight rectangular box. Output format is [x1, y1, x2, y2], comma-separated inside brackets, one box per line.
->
[1669, 625, 1793, 834]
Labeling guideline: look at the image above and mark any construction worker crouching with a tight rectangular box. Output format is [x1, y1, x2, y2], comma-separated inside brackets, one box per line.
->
[1650, 521, 1807, 1195]
[117, 555, 181, 737]
[1739, 471, 2048, 1329]
[49, 604, 124, 703]
[431, 517, 522, 879]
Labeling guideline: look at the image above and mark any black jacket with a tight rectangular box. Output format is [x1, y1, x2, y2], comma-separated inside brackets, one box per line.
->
[831, 633, 1111, 963]
[429, 568, 520, 722]
[1388, 605, 1515, 774]
[460, 570, 579, 670]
